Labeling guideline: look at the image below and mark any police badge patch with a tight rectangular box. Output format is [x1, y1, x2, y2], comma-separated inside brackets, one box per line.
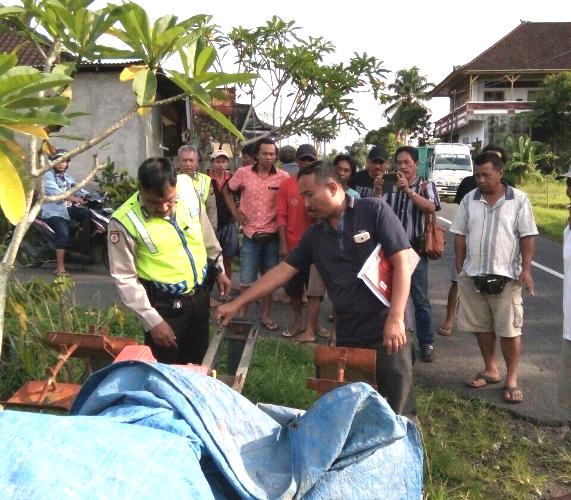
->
[110, 231, 120, 244]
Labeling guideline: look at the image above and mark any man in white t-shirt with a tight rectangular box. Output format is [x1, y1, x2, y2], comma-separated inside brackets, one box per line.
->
[558, 165, 571, 412]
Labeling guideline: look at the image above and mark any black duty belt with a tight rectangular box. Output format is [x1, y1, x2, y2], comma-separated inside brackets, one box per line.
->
[140, 279, 205, 310]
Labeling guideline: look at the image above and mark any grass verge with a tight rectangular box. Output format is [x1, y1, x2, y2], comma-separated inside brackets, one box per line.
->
[532, 206, 568, 243]
[520, 179, 568, 242]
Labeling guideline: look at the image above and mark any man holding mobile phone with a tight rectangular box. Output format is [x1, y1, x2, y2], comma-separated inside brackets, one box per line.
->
[349, 145, 391, 198]
[383, 146, 441, 363]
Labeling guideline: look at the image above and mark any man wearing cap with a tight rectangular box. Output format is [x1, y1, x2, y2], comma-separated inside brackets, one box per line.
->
[223, 138, 289, 331]
[210, 150, 240, 296]
[279, 145, 299, 177]
[558, 165, 571, 413]
[108, 157, 230, 365]
[349, 145, 391, 198]
[177, 145, 217, 231]
[41, 149, 89, 276]
[381, 146, 441, 362]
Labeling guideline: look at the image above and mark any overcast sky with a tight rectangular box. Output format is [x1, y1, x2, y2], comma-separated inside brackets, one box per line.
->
[135, 0, 569, 151]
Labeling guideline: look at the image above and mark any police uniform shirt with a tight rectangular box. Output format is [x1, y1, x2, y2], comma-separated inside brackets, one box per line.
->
[108, 194, 224, 331]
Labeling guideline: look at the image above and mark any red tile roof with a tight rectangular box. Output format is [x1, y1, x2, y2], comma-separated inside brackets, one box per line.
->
[0, 24, 49, 66]
[461, 21, 571, 71]
[430, 22, 571, 97]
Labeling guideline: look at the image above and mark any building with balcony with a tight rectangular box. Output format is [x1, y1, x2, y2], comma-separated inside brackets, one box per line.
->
[429, 21, 571, 148]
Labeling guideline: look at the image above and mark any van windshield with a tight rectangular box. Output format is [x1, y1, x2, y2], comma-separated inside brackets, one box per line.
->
[433, 154, 472, 171]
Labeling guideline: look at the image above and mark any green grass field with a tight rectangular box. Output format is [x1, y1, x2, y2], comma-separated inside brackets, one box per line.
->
[520, 179, 569, 242]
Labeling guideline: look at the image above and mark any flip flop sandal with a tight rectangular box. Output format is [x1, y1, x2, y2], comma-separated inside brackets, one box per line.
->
[316, 328, 330, 338]
[262, 320, 279, 331]
[282, 329, 303, 338]
[437, 326, 453, 336]
[465, 372, 502, 388]
[503, 386, 524, 404]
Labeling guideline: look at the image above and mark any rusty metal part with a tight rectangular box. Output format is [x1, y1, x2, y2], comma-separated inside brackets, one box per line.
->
[307, 346, 377, 396]
[3, 325, 139, 412]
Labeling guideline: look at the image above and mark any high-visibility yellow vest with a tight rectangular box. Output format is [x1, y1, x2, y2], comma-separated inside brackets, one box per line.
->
[176, 174, 201, 218]
[112, 192, 207, 294]
[192, 172, 212, 205]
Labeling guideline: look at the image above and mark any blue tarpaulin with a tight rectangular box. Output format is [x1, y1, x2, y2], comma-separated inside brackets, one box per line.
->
[0, 361, 423, 498]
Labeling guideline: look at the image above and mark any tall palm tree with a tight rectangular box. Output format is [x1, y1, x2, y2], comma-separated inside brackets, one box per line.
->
[384, 67, 433, 143]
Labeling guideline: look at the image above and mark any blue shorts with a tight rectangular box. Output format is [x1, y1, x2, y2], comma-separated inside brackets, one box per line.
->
[240, 235, 279, 286]
[216, 222, 240, 258]
[43, 216, 71, 249]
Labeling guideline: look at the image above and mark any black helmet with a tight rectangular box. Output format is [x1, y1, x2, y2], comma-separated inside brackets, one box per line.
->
[48, 149, 68, 162]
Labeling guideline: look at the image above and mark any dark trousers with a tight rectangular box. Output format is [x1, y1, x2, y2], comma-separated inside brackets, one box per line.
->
[411, 256, 434, 347]
[144, 287, 210, 365]
[338, 331, 416, 416]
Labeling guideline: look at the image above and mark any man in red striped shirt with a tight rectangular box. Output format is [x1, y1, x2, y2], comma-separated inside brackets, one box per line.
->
[277, 144, 329, 341]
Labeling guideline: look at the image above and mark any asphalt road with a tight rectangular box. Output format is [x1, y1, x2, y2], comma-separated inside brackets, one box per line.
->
[13, 201, 569, 423]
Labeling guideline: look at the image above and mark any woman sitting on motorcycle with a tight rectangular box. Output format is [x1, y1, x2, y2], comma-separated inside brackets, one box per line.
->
[40, 149, 88, 276]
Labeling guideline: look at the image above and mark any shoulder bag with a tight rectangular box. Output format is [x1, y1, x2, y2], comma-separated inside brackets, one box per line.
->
[420, 182, 446, 260]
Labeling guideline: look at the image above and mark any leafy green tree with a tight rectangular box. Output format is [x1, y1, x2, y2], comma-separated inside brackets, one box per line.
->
[504, 135, 547, 184]
[322, 148, 340, 164]
[0, 0, 255, 352]
[528, 72, 571, 171]
[364, 124, 398, 157]
[383, 66, 433, 142]
[223, 16, 389, 145]
[344, 140, 368, 169]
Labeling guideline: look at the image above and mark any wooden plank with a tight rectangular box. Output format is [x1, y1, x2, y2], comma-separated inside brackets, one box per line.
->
[231, 327, 259, 393]
[201, 328, 224, 369]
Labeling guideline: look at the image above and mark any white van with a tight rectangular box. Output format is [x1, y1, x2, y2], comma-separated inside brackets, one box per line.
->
[429, 143, 473, 197]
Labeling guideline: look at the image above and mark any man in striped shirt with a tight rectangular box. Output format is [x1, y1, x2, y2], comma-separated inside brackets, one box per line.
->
[382, 146, 441, 362]
[450, 152, 537, 404]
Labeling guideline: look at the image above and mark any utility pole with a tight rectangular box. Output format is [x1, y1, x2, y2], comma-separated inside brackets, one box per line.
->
[449, 90, 456, 143]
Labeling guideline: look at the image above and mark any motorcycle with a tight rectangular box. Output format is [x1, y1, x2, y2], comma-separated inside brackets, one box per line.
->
[14, 192, 114, 269]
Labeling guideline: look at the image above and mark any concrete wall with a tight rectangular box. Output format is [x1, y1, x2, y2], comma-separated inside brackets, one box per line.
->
[458, 120, 486, 146]
[50, 71, 160, 182]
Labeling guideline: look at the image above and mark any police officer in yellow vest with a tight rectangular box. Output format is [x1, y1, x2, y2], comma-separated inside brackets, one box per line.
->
[177, 145, 218, 231]
[108, 157, 230, 364]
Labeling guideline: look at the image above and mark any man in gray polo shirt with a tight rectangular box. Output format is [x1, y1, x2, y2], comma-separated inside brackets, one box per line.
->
[450, 152, 537, 404]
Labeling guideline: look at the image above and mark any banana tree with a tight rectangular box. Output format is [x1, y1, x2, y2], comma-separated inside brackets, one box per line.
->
[0, 0, 256, 358]
[504, 135, 547, 184]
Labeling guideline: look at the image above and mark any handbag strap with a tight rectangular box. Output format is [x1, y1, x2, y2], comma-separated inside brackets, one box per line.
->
[419, 181, 434, 226]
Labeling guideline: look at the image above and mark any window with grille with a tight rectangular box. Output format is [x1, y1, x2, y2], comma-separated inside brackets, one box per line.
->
[483, 90, 505, 101]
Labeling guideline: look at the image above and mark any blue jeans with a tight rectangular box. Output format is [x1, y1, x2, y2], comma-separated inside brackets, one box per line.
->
[240, 235, 279, 286]
[410, 256, 434, 346]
